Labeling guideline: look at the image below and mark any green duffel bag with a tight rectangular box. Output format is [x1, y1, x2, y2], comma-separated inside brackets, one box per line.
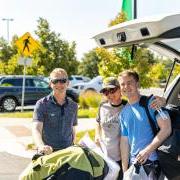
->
[19, 145, 109, 180]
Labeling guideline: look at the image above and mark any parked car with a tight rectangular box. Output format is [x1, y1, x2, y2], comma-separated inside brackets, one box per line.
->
[72, 76, 103, 93]
[69, 75, 91, 87]
[93, 13, 180, 107]
[0, 75, 79, 112]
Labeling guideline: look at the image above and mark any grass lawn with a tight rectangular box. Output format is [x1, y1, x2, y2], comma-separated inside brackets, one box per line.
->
[0, 108, 98, 118]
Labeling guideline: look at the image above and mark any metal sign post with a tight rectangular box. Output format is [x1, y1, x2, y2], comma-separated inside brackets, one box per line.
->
[16, 32, 40, 111]
[21, 62, 26, 112]
[18, 57, 32, 112]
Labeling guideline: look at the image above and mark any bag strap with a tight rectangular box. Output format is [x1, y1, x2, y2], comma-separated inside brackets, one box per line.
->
[139, 95, 158, 136]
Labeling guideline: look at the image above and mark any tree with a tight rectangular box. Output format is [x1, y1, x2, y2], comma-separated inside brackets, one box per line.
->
[162, 59, 180, 80]
[96, 48, 123, 78]
[0, 37, 16, 62]
[0, 18, 79, 76]
[108, 11, 127, 27]
[147, 63, 167, 87]
[34, 18, 79, 76]
[96, 10, 167, 87]
[78, 49, 100, 78]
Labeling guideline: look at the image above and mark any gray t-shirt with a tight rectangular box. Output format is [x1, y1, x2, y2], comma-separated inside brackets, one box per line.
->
[33, 94, 78, 150]
[96, 100, 126, 161]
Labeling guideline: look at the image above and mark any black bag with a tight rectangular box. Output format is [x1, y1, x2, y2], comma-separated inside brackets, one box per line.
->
[139, 95, 180, 180]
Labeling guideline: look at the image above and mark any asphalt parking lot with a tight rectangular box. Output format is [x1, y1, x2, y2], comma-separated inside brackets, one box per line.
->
[0, 152, 30, 180]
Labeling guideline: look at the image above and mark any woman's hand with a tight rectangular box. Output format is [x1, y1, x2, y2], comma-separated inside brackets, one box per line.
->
[150, 96, 166, 110]
[94, 136, 101, 147]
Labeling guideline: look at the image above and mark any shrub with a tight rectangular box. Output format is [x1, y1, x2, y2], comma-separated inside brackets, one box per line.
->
[79, 90, 102, 109]
[0, 83, 13, 87]
[78, 108, 98, 118]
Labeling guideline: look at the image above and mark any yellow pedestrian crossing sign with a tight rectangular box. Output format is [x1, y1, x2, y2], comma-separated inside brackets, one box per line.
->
[16, 32, 40, 57]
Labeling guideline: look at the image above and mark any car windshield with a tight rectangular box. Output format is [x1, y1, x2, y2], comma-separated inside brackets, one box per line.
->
[90, 76, 102, 83]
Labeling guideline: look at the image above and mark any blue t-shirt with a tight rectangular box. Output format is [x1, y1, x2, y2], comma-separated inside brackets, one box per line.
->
[119, 97, 158, 163]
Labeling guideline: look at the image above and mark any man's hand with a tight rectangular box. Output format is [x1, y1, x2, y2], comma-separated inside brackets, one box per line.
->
[136, 148, 151, 165]
[38, 145, 53, 155]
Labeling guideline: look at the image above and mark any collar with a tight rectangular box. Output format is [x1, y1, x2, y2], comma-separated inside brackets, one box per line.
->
[48, 94, 69, 107]
[110, 99, 127, 107]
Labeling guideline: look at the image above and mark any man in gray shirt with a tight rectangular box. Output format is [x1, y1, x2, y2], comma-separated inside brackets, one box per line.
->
[32, 68, 78, 155]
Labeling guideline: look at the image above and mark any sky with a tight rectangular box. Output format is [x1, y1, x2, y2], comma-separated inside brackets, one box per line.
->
[0, 0, 180, 59]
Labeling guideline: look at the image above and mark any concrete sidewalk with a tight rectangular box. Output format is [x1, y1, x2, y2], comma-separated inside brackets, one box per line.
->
[0, 117, 96, 158]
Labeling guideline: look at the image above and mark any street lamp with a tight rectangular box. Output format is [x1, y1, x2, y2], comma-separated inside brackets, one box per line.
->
[2, 18, 14, 43]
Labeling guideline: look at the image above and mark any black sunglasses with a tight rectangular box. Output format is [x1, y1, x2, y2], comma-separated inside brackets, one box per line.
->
[51, 78, 67, 84]
[102, 87, 119, 96]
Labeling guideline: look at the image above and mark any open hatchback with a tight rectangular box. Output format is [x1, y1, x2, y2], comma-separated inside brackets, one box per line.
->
[93, 13, 180, 106]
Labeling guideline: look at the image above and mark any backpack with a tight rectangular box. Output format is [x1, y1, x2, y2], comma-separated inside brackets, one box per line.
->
[19, 145, 109, 180]
[139, 95, 180, 180]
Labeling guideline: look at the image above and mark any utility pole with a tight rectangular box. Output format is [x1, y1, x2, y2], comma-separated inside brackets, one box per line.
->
[2, 18, 14, 43]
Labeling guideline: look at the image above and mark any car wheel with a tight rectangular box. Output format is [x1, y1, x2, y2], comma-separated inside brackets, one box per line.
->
[2, 97, 17, 112]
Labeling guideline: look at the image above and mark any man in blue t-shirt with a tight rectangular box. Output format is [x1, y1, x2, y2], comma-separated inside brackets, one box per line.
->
[118, 70, 171, 178]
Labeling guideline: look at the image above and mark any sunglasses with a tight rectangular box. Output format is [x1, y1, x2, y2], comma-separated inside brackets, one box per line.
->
[51, 78, 67, 84]
[102, 87, 119, 96]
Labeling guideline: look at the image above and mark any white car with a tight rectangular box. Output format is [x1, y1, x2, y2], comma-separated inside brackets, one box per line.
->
[93, 13, 180, 107]
[69, 75, 91, 87]
[72, 76, 103, 93]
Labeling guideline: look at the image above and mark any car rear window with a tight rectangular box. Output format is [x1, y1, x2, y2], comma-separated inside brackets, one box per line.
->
[75, 77, 83, 80]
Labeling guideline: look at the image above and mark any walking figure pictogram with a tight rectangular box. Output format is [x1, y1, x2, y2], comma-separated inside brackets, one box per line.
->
[23, 36, 31, 52]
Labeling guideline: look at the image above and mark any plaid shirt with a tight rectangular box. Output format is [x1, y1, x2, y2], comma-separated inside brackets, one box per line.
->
[33, 94, 78, 150]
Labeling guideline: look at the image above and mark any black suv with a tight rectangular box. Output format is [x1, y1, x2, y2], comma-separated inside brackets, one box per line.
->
[0, 75, 79, 112]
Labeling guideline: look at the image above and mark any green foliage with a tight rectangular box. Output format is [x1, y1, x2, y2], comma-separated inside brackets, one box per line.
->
[78, 49, 100, 78]
[108, 11, 127, 26]
[0, 37, 16, 62]
[78, 108, 98, 118]
[79, 90, 102, 109]
[0, 83, 13, 87]
[5, 54, 23, 75]
[147, 63, 167, 87]
[34, 18, 79, 76]
[132, 48, 155, 88]
[96, 48, 123, 78]
[0, 18, 79, 76]
[96, 10, 165, 88]
[96, 43, 162, 88]
[0, 61, 6, 74]
[173, 65, 180, 78]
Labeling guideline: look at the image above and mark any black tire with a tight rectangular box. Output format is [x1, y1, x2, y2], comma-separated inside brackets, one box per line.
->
[2, 97, 17, 112]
